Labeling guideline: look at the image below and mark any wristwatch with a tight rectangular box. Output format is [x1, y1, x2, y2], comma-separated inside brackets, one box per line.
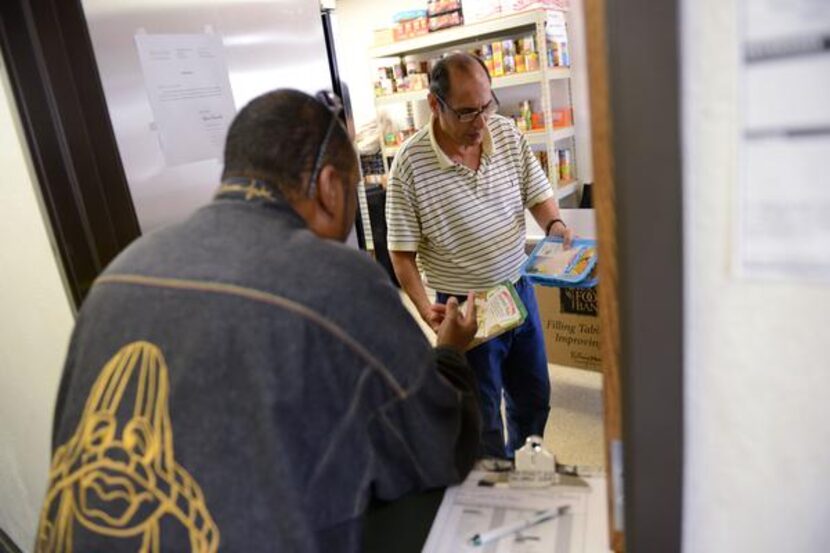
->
[545, 218, 566, 236]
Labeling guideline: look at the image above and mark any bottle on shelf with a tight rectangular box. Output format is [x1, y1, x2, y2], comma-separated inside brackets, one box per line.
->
[557, 148, 572, 182]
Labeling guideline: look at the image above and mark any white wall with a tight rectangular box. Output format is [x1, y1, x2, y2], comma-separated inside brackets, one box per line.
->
[564, 0, 593, 183]
[681, 1, 830, 552]
[335, 0, 413, 129]
[0, 59, 75, 549]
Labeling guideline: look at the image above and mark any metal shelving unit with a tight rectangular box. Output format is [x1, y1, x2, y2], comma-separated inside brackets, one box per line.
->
[374, 68, 571, 105]
[370, 8, 579, 200]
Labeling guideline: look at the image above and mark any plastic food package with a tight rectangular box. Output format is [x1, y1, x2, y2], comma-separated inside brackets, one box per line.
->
[428, 10, 464, 32]
[427, 0, 463, 16]
[522, 237, 599, 288]
[459, 282, 528, 348]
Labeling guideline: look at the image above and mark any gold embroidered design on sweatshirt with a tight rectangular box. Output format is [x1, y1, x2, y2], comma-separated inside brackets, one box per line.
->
[36, 341, 219, 552]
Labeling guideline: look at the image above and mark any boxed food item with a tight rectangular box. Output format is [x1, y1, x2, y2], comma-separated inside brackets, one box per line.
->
[460, 282, 527, 349]
[515, 53, 527, 72]
[483, 58, 495, 76]
[551, 107, 573, 128]
[544, 10, 570, 67]
[518, 35, 537, 55]
[394, 18, 429, 41]
[523, 237, 598, 287]
[408, 73, 430, 90]
[405, 60, 429, 75]
[428, 9, 464, 32]
[491, 40, 505, 76]
[525, 51, 540, 71]
[427, 0, 463, 16]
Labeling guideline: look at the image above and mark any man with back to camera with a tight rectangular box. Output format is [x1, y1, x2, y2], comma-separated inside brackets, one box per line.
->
[36, 89, 481, 553]
[386, 53, 575, 460]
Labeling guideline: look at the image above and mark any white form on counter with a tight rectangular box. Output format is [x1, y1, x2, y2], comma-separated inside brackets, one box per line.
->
[422, 470, 611, 553]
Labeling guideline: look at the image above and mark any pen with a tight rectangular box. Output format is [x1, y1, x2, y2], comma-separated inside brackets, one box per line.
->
[468, 505, 570, 547]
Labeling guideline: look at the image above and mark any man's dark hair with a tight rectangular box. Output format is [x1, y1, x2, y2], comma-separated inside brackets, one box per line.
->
[429, 52, 492, 101]
[222, 89, 355, 197]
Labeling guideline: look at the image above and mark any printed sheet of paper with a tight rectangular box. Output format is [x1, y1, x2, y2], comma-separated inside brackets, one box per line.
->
[135, 33, 237, 166]
[737, 0, 830, 280]
[422, 471, 590, 553]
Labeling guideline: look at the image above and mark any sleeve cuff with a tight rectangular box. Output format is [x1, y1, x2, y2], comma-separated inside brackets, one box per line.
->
[387, 241, 420, 252]
[526, 188, 555, 208]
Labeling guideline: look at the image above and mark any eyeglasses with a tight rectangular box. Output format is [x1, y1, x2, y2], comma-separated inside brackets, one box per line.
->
[435, 92, 500, 123]
[307, 90, 344, 198]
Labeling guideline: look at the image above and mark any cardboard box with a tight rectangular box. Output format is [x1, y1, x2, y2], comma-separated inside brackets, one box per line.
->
[534, 284, 602, 372]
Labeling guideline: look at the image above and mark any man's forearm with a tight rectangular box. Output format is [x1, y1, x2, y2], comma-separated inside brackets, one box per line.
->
[529, 198, 562, 233]
[390, 251, 431, 318]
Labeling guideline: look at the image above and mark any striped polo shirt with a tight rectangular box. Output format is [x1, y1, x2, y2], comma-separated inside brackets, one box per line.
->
[386, 114, 553, 294]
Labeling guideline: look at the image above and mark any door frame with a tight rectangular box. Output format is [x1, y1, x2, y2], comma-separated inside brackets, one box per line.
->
[2, 0, 686, 549]
[586, 0, 685, 550]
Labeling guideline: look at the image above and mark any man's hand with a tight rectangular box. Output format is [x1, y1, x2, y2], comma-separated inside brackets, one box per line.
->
[561, 226, 575, 249]
[420, 303, 447, 332]
[549, 221, 575, 249]
[436, 292, 478, 352]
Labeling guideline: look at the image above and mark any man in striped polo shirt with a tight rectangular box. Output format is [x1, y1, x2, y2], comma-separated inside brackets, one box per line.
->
[386, 53, 574, 459]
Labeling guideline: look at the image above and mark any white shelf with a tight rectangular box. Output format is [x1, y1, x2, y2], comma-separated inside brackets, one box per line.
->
[375, 89, 428, 105]
[552, 126, 575, 141]
[556, 180, 579, 199]
[546, 67, 572, 80]
[370, 10, 547, 58]
[524, 130, 547, 146]
[374, 69, 571, 106]
[525, 126, 574, 145]
[493, 70, 543, 89]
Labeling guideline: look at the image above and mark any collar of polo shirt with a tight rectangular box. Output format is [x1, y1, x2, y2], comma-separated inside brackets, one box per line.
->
[428, 116, 494, 170]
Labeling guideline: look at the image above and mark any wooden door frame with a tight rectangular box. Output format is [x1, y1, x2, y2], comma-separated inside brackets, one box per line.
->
[585, 0, 685, 550]
[2, 0, 685, 548]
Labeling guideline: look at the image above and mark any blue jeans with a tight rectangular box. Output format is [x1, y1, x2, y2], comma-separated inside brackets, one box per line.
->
[436, 277, 551, 459]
